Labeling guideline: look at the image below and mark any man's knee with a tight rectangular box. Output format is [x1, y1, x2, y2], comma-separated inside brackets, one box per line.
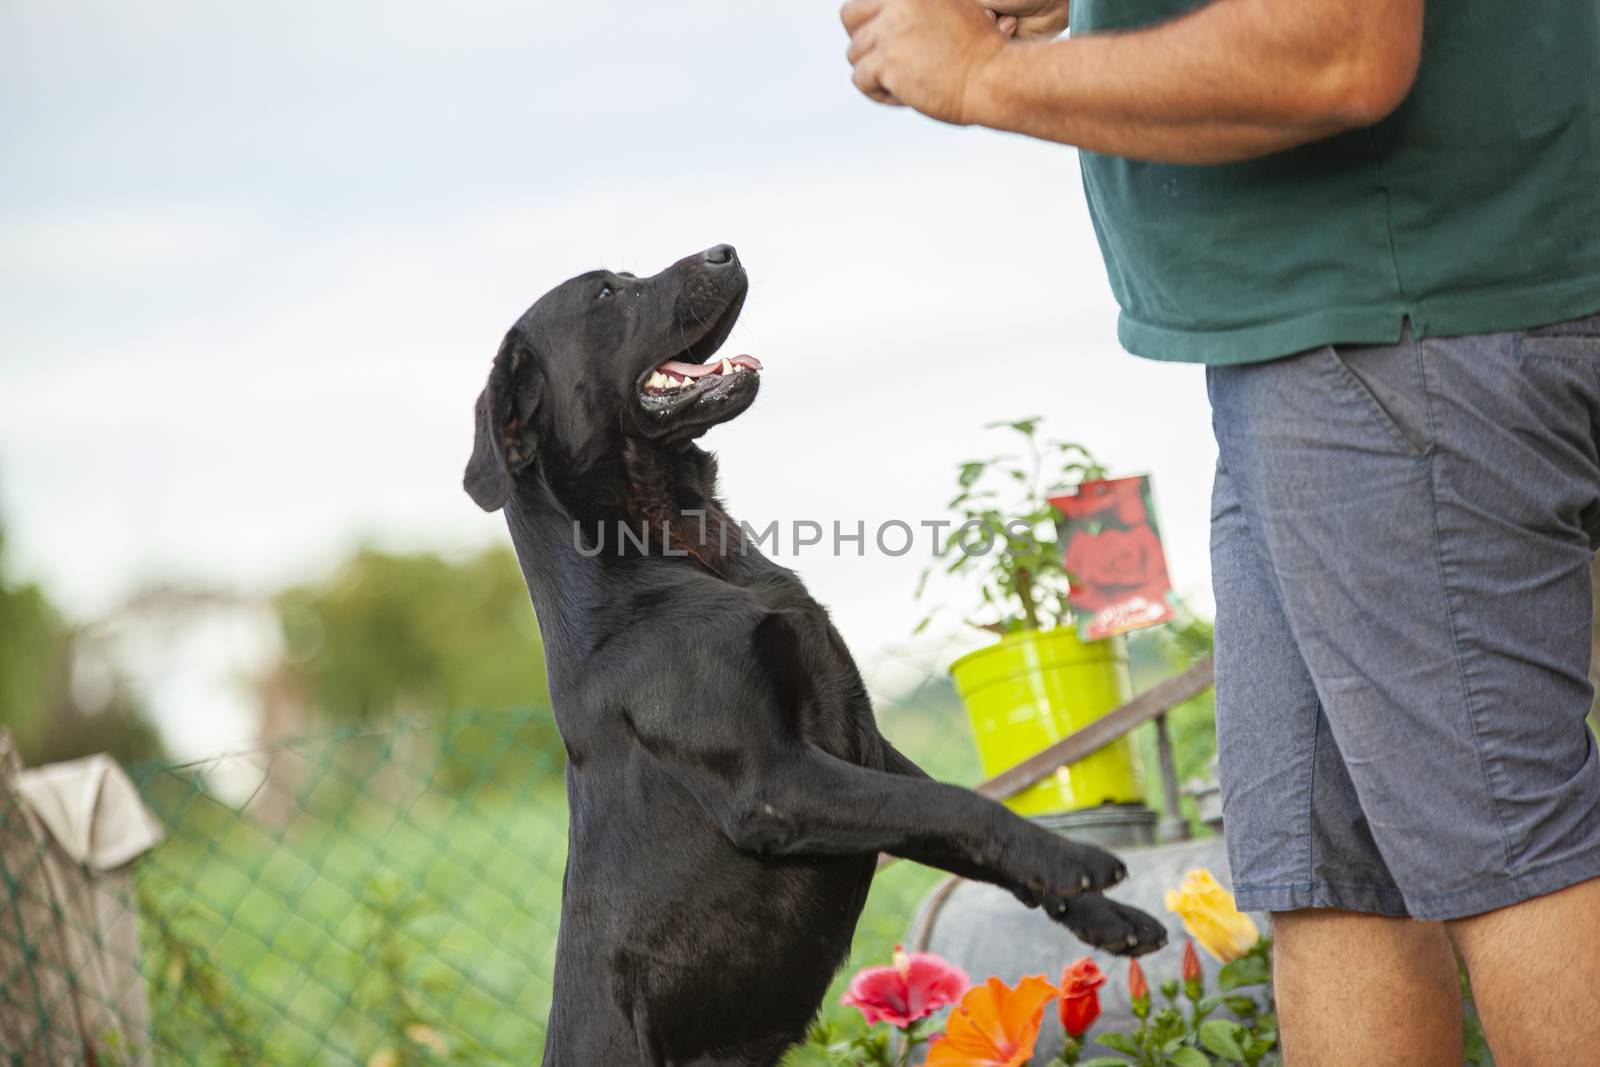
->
[1271, 909, 1464, 1066]
[1446, 875, 1600, 963]
[1272, 909, 1456, 985]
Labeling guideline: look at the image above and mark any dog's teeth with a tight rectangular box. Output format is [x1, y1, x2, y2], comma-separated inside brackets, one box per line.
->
[648, 372, 667, 390]
[719, 358, 733, 375]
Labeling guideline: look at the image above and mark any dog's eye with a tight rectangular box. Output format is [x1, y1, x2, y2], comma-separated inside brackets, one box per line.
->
[596, 284, 616, 301]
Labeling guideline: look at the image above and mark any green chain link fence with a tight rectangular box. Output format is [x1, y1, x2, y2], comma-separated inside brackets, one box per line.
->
[2, 649, 992, 1066]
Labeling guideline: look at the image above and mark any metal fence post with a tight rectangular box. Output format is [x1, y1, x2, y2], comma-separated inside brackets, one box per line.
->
[1153, 712, 1191, 844]
[0, 732, 156, 1067]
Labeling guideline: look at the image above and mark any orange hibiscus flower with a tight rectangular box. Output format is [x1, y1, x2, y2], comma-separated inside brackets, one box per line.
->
[924, 974, 1059, 1067]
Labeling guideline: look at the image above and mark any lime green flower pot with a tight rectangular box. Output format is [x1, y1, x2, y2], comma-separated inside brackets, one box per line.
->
[950, 628, 1144, 815]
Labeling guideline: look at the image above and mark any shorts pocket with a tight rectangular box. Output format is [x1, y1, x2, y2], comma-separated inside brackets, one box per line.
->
[1325, 342, 1433, 459]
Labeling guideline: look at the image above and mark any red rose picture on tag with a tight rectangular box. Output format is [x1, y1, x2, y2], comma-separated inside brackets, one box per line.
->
[1049, 475, 1175, 641]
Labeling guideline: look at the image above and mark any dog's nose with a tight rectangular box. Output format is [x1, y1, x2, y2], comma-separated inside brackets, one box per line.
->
[703, 244, 737, 266]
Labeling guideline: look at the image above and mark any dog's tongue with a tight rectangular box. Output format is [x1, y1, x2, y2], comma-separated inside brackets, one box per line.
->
[657, 354, 764, 379]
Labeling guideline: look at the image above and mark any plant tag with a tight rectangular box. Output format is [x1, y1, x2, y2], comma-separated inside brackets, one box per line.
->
[1048, 475, 1174, 641]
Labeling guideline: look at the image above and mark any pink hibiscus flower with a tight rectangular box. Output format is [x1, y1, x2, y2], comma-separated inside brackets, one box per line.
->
[841, 946, 970, 1028]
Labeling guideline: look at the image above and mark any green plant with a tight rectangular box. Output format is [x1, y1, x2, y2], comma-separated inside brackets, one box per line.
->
[803, 1013, 914, 1067]
[353, 875, 513, 1067]
[916, 418, 1105, 636]
[807, 945, 967, 1066]
[141, 887, 264, 1067]
[1460, 962, 1495, 1067]
[1059, 939, 1498, 1067]
[1053, 941, 1279, 1067]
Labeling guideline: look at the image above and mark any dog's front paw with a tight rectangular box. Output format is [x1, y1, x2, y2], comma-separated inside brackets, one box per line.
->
[1046, 893, 1168, 956]
[1006, 837, 1128, 909]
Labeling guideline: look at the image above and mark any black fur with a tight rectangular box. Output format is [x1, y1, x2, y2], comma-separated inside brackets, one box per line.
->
[465, 246, 1167, 1066]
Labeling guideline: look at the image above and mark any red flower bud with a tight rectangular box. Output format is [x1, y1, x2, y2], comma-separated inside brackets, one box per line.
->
[1128, 958, 1148, 1002]
[1182, 940, 1202, 985]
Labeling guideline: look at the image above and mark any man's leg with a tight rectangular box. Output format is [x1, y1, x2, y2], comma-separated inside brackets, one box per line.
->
[1448, 876, 1600, 1067]
[1210, 318, 1600, 1064]
[1274, 910, 1462, 1067]
[1209, 443, 1440, 1059]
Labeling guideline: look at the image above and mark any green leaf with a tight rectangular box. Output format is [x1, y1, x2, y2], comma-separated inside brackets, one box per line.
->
[1097, 1032, 1142, 1056]
[1241, 1035, 1278, 1066]
[1199, 1019, 1247, 1061]
[1218, 954, 1270, 992]
[1077, 1058, 1135, 1067]
[957, 461, 989, 488]
[1223, 996, 1259, 1017]
[1167, 1048, 1211, 1067]
[1195, 994, 1223, 1019]
[985, 415, 1042, 436]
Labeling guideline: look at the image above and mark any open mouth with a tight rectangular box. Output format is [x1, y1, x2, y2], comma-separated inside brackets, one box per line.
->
[636, 288, 761, 421]
[641, 353, 763, 401]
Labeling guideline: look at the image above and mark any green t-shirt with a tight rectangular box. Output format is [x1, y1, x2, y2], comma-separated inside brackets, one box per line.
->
[1073, 0, 1600, 364]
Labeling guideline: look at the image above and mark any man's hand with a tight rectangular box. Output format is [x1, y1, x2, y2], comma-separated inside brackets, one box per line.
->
[842, 0, 1009, 124]
[986, 0, 1069, 41]
[839, 0, 1423, 164]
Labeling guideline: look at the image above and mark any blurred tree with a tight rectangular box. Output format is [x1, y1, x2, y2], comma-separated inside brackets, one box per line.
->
[0, 518, 161, 766]
[275, 544, 548, 721]
[0, 523, 60, 744]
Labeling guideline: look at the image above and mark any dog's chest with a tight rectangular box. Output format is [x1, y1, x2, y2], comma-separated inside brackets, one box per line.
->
[755, 601, 879, 767]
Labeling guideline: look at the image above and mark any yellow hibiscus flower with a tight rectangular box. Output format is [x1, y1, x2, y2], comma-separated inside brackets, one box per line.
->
[1164, 867, 1261, 963]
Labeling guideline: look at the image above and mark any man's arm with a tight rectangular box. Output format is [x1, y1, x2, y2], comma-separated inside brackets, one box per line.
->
[842, 0, 1424, 164]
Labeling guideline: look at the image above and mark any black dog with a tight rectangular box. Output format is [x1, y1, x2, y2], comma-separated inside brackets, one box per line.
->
[464, 246, 1166, 1066]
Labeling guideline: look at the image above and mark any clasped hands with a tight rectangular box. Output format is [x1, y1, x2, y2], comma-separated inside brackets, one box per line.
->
[841, 0, 1069, 122]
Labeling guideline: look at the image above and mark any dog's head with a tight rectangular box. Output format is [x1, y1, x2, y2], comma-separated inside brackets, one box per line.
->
[464, 245, 758, 512]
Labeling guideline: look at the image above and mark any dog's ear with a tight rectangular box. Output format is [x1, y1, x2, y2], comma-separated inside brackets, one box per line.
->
[464, 332, 544, 512]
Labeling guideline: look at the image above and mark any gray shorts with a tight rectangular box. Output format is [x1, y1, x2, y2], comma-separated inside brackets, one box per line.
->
[1208, 312, 1600, 921]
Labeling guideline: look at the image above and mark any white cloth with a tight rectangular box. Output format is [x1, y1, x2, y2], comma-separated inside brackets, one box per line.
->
[13, 754, 163, 870]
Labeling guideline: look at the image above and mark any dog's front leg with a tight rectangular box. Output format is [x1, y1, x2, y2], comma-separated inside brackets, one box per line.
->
[660, 742, 1165, 955]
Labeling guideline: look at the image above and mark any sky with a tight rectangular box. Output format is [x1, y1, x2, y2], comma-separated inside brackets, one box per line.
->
[1, 1, 1219, 758]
